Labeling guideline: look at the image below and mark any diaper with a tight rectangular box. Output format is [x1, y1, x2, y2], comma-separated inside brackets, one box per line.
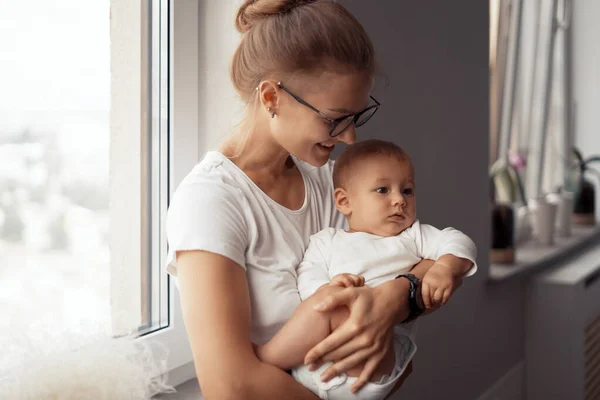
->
[291, 334, 417, 400]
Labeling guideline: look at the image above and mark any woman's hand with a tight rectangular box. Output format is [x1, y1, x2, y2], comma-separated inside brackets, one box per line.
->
[303, 279, 411, 393]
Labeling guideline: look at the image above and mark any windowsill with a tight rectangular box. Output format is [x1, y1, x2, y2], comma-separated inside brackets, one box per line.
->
[153, 377, 200, 400]
[489, 224, 600, 282]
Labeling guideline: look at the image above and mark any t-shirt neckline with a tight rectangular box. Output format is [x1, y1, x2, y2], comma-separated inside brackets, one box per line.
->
[206, 151, 310, 214]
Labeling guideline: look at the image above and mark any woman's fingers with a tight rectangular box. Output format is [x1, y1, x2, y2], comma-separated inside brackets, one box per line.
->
[319, 347, 375, 382]
[350, 352, 385, 393]
[304, 320, 360, 364]
[313, 287, 356, 312]
[319, 334, 370, 363]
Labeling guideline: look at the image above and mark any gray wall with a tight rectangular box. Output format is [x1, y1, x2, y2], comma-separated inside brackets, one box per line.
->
[339, 1, 524, 399]
[572, 1, 600, 220]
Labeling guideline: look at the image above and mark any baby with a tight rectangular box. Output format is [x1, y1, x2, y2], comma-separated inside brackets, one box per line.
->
[256, 139, 477, 399]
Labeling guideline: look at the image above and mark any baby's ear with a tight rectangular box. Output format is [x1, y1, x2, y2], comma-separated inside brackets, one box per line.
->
[334, 187, 352, 216]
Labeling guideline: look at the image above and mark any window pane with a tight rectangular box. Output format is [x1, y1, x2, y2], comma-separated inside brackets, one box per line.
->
[0, 0, 110, 360]
[139, 0, 170, 336]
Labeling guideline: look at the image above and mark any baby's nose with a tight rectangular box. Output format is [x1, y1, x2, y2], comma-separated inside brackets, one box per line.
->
[391, 192, 406, 206]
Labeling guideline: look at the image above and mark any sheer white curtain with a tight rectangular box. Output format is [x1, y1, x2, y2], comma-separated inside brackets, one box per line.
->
[491, 0, 572, 201]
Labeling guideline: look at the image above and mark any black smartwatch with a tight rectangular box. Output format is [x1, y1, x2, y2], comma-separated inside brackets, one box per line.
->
[395, 273, 425, 323]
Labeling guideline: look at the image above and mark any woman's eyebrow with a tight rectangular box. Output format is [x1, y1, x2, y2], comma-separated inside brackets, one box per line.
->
[327, 107, 355, 114]
[328, 101, 371, 114]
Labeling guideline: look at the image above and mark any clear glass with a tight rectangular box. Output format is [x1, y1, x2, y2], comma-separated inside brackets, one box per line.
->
[139, 0, 170, 336]
[0, 0, 111, 359]
[330, 107, 376, 137]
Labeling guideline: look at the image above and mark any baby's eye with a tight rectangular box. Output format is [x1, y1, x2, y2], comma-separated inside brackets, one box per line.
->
[376, 187, 389, 194]
[403, 188, 414, 196]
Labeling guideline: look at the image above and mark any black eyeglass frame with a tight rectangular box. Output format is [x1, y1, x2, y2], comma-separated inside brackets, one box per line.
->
[276, 82, 380, 137]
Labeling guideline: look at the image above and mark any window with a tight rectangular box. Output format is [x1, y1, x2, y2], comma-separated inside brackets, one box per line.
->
[141, 0, 170, 336]
[0, 0, 172, 375]
[0, 0, 112, 352]
[136, 1, 248, 386]
[490, 0, 572, 202]
[488, 0, 588, 278]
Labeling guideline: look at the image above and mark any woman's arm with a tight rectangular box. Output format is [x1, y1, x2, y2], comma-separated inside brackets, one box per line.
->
[177, 250, 318, 400]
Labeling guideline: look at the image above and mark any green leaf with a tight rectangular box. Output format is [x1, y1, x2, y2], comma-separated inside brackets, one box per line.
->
[586, 167, 600, 183]
[584, 156, 600, 166]
[573, 147, 585, 165]
[489, 158, 508, 177]
[493, 171, 515, 203]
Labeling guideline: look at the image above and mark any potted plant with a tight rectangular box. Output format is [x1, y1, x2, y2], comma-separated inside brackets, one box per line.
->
[489, 156, 527, 264]
[570, 147, 600, 225]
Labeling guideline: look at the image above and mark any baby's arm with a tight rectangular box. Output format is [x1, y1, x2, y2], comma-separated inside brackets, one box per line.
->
[408, 222, 478, 307]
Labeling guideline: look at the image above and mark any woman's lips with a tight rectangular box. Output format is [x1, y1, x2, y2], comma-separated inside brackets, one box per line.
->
[317, 142, 335, 153]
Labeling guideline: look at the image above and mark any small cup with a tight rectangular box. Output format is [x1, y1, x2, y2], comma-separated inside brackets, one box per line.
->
[529, 197, 558, 246]
[546, 192, 574, 237]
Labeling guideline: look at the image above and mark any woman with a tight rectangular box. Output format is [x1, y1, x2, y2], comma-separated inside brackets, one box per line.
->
[166, 1, 466, 398]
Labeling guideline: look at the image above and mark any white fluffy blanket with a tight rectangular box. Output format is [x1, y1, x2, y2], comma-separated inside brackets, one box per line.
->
[0, 331, 175, 400]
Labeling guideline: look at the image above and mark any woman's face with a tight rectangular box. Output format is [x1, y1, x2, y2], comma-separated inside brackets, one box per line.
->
[271, 71, 375, 167]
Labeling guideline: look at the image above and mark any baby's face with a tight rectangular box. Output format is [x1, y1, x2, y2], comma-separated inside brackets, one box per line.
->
[338, 156, 416, 237]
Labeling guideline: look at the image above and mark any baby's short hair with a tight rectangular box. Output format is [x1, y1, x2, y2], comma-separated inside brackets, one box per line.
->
[332, 139, 412, 189]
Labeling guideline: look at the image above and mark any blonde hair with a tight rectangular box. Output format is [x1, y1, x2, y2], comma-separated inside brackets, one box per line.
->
[332, 139, 413, 189]
[225, 0, 376, 156]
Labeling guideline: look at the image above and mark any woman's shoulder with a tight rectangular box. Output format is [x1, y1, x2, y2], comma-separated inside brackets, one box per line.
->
[173, 151, 244, 198]
[168, 152, 250, 225]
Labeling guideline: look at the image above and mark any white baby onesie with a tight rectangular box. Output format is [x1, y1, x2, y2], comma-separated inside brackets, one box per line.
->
[292, 220, 478, 400]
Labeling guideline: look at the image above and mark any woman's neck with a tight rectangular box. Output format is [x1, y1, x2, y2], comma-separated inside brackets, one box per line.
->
[222, 127, 295, 178]
[221, 122, 306, 210]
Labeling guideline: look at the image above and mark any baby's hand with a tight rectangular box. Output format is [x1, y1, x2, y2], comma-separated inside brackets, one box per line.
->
[330, 273, 365, 288]
[421, 263, 459, 308]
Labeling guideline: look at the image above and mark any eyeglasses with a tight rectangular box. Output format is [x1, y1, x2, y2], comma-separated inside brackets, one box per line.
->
[276, 82, 380, 138]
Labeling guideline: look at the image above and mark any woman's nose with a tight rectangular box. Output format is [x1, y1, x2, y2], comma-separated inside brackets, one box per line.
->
[337, 124, 356, 145]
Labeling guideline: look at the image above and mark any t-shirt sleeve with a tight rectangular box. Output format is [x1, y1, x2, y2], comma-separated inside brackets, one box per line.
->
[408, 220, 478, 277]
[165, 171, 248, 278]
[296, 229, 335, 300]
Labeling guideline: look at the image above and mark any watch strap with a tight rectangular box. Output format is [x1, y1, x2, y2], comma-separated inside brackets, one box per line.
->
[395, 273, 425, 323]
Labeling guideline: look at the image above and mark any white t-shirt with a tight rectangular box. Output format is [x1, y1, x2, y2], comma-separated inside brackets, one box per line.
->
[165, 151, 346, 344]
[296, 221, 478, 301]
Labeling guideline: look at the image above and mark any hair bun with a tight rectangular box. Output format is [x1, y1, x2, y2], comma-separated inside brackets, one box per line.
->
[235, 0, 322, 34]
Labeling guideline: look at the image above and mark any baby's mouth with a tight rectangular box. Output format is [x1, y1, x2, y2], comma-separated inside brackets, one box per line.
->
[389, 212, 405, 219]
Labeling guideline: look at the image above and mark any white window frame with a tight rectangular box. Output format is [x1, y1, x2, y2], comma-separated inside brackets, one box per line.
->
[140, 0, 201, 386]
[112, 0, 246, 387]
[111, 0, 199, 387]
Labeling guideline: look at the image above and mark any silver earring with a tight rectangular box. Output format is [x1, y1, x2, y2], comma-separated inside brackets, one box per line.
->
[267, 107, 275, 118]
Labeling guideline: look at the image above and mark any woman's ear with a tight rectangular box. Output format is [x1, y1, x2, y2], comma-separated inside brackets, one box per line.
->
[257, 80, 280, 115]
[334, 187, 351, 216]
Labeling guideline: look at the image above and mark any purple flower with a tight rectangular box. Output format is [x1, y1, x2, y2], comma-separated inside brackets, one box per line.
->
[509, 151, 527, 172]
